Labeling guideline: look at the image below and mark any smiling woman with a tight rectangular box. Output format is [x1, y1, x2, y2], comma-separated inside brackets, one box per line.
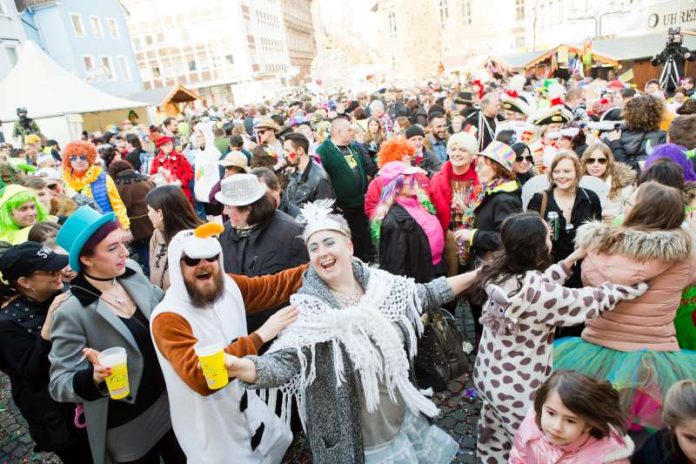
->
[227, 199, 481, 464]
[528, 150, 602, 297]
[50, 206, 186, 464]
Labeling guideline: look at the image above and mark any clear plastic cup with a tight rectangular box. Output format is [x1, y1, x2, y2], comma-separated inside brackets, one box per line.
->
[98, 347, 130, 400]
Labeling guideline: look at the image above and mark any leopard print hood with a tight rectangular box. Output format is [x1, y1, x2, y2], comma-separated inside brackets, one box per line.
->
[575, 220, 693, 263]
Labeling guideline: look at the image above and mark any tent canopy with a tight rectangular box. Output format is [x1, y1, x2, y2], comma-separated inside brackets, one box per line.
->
[0, 40, 146, 122]
[584, 31, 696, 62]
[124, 83, 200, 107]
[494, 49, 551, 71]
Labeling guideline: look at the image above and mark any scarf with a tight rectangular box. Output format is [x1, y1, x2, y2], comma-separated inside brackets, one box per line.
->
[263, 263, 439, 427]
[396, 196, 444, 265]
[63, 165, 103, 193]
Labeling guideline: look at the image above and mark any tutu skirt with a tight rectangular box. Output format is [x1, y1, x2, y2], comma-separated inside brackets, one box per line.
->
[364, 410, 458, 464]
[553, 337, 696, 433]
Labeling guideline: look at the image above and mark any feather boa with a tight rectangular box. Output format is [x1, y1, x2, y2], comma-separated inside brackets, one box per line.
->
[63, 165, 103, 193]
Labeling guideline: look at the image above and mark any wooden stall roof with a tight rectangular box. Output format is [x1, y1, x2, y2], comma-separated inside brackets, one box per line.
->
[124, 84, 200, 107]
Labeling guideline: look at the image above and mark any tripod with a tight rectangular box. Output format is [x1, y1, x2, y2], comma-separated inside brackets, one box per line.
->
[659, 55, 681, 91]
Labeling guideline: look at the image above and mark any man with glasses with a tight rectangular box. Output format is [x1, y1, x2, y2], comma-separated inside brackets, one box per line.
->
[151, 225, 299, 462]
[254, 118, 284, 160]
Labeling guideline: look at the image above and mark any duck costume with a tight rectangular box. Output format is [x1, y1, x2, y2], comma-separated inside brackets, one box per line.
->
[150, 223, 292, 463]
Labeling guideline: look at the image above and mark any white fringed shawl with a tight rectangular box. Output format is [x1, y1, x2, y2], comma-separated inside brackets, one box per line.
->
[263, 267, 439, 428]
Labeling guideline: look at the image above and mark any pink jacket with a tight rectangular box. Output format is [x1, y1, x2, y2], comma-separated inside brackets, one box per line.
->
[364, 172, 430, 220]
[576, 222, 696, 352]
[509, 410, 634, 464]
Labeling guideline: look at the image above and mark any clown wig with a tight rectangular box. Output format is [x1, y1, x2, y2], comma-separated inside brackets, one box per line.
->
[376, 138, 415, 168]
[61, 140, 98, 170]
[0, 189, 47, 231]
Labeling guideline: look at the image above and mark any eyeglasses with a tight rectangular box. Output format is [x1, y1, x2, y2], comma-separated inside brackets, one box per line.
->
[47, 183, 60, 191]
[516, 155, 534, 163]
[69, 155, 88, 161]
[587, 157, 608, 165]
[181, 254, 220, 266]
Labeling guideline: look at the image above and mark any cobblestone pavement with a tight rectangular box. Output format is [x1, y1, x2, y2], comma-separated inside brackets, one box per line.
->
[0, 303, 480, 463]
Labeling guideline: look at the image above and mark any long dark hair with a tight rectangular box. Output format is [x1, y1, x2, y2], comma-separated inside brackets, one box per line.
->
[471, 213, 552, 300]
[145, 185, 203, 243]
[534, 370, 626, 439]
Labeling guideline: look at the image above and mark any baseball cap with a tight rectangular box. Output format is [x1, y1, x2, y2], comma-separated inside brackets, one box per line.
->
[0, 241, 68, 282]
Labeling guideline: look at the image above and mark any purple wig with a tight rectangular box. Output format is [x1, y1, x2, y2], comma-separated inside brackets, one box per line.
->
[645, 143, 696, 182]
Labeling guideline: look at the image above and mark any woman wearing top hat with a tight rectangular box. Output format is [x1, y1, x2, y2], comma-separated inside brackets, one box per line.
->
[48, 206, 187, 464]
[0, 242, 92, 463]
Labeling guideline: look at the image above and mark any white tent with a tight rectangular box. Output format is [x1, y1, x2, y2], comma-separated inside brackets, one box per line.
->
[0, 41, 146, 145]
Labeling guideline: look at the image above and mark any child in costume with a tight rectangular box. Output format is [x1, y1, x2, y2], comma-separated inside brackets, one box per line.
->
[510, 370, 634, 464]
[471, 213, 646, 463]
[555, 182, 696, 433]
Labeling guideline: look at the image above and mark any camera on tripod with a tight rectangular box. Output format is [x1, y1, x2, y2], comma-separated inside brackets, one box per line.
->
[652, 26, 694, 92]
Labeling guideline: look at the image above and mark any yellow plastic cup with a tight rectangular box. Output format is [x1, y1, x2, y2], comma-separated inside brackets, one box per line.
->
[98, 347, 130, 400]
[195, 342, 229, 390]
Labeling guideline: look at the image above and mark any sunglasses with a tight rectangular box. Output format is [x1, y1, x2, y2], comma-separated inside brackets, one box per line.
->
[70, 155, 88, 161]
[47, 183, 60, 191]
[587, 157, 608, 165]
[516, 155, 534, 163]
[181, 254, 219, 267]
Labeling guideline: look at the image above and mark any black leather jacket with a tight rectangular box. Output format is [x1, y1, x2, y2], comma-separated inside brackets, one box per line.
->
[284, 159, 335, 209]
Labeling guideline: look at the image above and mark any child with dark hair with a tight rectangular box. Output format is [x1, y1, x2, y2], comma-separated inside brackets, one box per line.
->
[510, 370, 634, 463]
[633, 380, 696, 464]
[472, 213, 647, 463]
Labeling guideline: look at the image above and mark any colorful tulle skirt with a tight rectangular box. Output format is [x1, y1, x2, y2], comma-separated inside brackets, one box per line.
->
[553, 337, 696, 433]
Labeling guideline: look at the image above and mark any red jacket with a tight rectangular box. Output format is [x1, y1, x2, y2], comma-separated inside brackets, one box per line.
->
[427, 161, 479, 230]
[364, 172, 430, 220]
[150, 149, 194, 201]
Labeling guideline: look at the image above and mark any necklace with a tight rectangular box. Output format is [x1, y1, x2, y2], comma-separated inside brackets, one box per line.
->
[331, 283, 363, 308]
[83, 273, 130, 310]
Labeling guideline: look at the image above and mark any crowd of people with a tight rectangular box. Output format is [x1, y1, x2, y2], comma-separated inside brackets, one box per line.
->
[0, 69, 695, 464]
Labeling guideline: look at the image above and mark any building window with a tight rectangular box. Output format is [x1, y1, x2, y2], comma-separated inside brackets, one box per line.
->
[225, 54, 234, 65]
[107, 18, 120, 38]
[188, 60, 196, 71]
[133, 37, 141, 50]
[90, 16, 103, 38]
[439, 0, 449, 25]
[100, 55, 115, 80]
[117, 56, 131, 81]
[70, 13, 85, 37]
[5, 45, 18, 67]
[388, 11, 397, 41]
[82, 55, 95, 73]
[461, 0, 472, 25]
[144, 35, 153, 46]
[515, 0, 525, 20]
[152, 66, 161, 78]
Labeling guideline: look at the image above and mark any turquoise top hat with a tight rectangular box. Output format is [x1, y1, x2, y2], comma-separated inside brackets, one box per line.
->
[56, 206, 116, 272]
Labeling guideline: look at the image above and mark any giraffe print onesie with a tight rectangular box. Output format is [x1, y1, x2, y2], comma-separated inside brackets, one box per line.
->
[473, 261, 647, 463]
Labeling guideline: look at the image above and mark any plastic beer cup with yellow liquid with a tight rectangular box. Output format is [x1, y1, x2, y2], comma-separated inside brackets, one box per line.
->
[98, 347, 130, 400]
[194, 342, 229, 390]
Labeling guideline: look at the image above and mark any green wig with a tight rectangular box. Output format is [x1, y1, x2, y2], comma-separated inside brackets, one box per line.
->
[0, 190, 48, 231]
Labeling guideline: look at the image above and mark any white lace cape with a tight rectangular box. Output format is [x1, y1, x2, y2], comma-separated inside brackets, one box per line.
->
[261, 268, 439, 428]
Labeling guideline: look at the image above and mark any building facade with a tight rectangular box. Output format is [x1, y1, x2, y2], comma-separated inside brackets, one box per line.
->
[281, 0, 316, 84]
[17, 0, 142, 95]
[121, 0, 315, 104]
[525, 0, 696, 51]
[0, 0, 27, 81]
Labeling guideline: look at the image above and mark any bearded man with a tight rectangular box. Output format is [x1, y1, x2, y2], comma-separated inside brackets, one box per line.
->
[151, 223, 302, 463]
